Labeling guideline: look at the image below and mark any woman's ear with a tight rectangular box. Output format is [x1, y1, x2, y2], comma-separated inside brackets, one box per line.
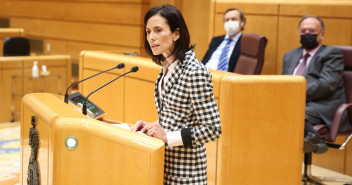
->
[173, 28, 180, 41]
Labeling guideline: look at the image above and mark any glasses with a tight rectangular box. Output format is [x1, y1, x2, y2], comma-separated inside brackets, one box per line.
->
[299, 29, 321, 35]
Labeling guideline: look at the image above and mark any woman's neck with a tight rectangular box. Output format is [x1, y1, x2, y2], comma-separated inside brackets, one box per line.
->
[165, 55, 176, 66]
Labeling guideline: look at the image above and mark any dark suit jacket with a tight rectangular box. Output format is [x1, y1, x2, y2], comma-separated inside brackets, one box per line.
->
[202, 34, 241, 72]
[282, 45, 351, 131]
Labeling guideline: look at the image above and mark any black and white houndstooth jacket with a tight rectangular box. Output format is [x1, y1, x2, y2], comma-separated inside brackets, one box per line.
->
[154, 50, 222, 184]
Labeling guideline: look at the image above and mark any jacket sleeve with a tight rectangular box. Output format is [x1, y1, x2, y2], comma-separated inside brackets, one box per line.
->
[182, 67, 222, 147]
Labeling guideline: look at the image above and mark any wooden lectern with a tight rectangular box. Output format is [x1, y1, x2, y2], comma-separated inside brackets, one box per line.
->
[20, 93, 164, 185]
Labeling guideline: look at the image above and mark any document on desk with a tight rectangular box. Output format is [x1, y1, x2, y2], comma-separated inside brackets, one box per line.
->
[111, 123, 130, 130]
[111, 123, 147, 135]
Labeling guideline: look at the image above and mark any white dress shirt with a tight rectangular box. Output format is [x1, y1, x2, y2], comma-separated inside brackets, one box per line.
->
[205, 32, 242, 71]
[293, 45, 321, 75]
[158, 60, 183, 147]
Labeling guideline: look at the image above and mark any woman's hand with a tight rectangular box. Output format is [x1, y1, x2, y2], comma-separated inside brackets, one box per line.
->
[130, 120, 148, 132]
[141, 122, 167, 143]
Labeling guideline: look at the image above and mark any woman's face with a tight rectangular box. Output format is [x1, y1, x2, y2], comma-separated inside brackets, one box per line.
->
[146, 14, 179, 59]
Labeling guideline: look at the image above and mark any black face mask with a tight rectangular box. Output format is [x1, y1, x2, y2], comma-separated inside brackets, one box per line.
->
[300, 34, 319, 50]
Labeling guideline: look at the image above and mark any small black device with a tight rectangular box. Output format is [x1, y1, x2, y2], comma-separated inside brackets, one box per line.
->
[68, 91, 105, 119]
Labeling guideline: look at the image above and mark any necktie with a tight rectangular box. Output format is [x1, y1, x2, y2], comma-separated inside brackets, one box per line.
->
[295, 53, 310, 76]
[217, 38, 232, 71]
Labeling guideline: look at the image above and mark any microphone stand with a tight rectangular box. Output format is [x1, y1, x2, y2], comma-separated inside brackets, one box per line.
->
[82, 66, 139, 115]
[64, 63, 125, 103]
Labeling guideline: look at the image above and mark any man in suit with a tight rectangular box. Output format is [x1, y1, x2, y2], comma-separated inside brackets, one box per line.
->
[282, 15, 351, 154]
[202, 8, 246, 72]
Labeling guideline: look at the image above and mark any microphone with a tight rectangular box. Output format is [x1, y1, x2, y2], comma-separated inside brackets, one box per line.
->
[64, 63, 125, 103]
[82, 66, 139, 115]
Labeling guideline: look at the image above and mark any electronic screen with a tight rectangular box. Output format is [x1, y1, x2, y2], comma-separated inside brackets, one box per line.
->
[69, 92, 105, 119]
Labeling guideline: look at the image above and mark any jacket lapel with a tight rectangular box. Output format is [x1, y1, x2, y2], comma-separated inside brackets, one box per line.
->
[154, 70, 163, 111]
[305, 45, 325, 75]
[160, 60, 185, 102]
[289, 48, 304, 74]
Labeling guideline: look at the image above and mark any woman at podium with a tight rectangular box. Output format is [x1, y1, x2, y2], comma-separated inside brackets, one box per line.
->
[130, 4, 222, 185]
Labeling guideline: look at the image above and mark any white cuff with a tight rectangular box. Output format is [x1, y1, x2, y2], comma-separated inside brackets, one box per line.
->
[166, 131, 183, 147]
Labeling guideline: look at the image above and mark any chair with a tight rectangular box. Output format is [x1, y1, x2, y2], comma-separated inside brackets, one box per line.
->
[302, 45, 352, 185]
[3, 36, 30, 56]
[234, 33, 268, 74]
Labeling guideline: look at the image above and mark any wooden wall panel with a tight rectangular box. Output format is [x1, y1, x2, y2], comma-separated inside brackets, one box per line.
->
[0, 1, 142, 25]
[279, 2, 352, 18]
[0, 0, 147, 62]
[346, 140, 352, 176]
[124, 78, 158, 124]
[41, 39, 139, 62]
[82, 69, 125, 121]
[181, 0, 213, 61]
[0, 66, 23, 122]
[276, 16, 301, 74]
[312, 136, 347, 173]
[10, 18, 141, 47]
[216, 2, 278, 15]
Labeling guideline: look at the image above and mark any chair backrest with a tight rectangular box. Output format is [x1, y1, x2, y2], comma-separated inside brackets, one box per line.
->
[234, 33, 268, 75]
[324, 45, 352, 141]
[3, 36, 30, 56]
[337, 46, 352, 120]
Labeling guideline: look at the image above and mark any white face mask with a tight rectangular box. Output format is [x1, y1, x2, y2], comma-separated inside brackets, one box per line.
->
[224, 20, 241, 36]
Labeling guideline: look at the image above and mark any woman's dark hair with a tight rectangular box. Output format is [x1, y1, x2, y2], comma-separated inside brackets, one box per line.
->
[144, 4, 194, 65]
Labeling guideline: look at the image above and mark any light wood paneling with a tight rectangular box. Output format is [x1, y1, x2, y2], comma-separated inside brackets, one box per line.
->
[0, 28, 25, 57]
[42, 39, 140, 62]
[10, 18, 141, 47]
[21, 93, 164, 185]
[81, 69, 125, 122]
[279, 2, 352, 18]
[216, 2, 279, 15]
[276, 16, 301, 74]
[0, 55, 71, 122]
[0, 0, 148, 62]
[323, 18, 352, 46]
[124, 77, 158, 124]
[181, 0, 213, 61]
[0, 63, 23, 122]
[217, 75, 305, 185]
[313, 136, 347, 173]
[0, 1, 142, 25]
[346, 138, 352, 176]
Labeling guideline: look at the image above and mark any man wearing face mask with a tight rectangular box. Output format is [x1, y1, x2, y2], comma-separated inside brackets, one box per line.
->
[282, 15, 351, 154]
[202, 8, 246, 72]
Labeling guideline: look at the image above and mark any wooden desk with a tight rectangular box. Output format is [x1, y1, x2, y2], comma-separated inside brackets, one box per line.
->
[20, 93, 164, 184]
[0, 55, 71, 122]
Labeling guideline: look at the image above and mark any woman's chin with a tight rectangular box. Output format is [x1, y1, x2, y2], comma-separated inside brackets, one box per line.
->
[152, 51, 161, 55]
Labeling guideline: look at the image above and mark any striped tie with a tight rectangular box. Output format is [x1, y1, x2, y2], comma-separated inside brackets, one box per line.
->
[217, 38, 232, 71]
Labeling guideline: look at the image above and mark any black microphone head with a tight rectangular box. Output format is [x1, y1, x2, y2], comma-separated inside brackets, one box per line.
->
[131, 66, 139, 72]
[116, 63, 125, 69]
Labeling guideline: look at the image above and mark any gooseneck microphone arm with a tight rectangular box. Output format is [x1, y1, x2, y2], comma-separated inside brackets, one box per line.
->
[64, 63, 125, 104]
[82, 66, 139, 115]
